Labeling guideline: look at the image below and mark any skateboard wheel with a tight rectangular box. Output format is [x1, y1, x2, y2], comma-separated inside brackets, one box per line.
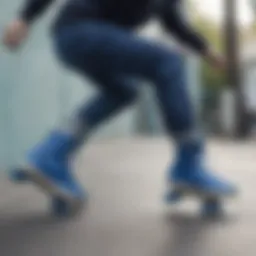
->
[51, 197, 86, 218]
[166, 190, 183, 203]
[201, 199, 222, 217]
[51, 198, 70, 217]
[9, 169, 28, 182]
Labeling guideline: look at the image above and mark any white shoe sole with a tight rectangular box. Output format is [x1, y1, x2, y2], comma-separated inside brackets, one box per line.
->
[169, 182, 237, 200]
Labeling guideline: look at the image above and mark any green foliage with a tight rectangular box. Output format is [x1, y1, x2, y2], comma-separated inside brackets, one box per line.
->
[201, 62, 225, 90]
[188, 0, 226, 117]
[193, 15, 225, 90]
[194, 17, 222, 52]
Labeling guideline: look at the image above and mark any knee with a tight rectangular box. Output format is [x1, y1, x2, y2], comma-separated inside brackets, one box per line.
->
[153, 52, 185, 84]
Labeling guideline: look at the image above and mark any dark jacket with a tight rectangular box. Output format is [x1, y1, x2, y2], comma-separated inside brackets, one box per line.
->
[20, 0, 207, 53]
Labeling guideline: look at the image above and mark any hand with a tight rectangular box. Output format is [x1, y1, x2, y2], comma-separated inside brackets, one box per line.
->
[3, 19, 29, 50]
[203, 50, 226, 72]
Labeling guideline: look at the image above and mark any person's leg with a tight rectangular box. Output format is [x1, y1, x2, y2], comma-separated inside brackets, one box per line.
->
[26, 74, 137, 197]
[24, 20, 235, 206]
[151, 56, 236, 196]
[61, 76, 137, 142]
[57, 21, 236, 196]
[23, 73, 137, 215]
[18, 26, 141, 212]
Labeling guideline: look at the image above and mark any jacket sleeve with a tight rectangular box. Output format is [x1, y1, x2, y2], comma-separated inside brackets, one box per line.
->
[159, 0, 208, 54]
[19, 0, 55, 23]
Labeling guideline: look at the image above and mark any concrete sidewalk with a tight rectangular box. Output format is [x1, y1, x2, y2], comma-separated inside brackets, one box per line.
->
[0, 138, 255, 256]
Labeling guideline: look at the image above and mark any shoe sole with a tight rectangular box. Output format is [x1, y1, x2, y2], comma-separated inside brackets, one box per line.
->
[169, 182, 238, 201]
[13, 166, 85, 217]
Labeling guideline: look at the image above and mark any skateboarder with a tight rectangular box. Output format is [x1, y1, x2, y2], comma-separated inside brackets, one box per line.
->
[3, 0, 237, 215]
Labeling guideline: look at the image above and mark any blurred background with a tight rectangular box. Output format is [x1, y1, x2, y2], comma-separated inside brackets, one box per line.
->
[0, 0, 255, 167]
[1, 1, 256, 256]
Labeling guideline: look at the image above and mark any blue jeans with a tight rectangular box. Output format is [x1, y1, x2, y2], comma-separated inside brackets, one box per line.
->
[54, 20, 194, 135]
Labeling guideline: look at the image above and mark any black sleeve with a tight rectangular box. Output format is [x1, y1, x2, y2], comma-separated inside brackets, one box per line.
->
[19, 0, 55, 23]
[159, 0, 208, 54]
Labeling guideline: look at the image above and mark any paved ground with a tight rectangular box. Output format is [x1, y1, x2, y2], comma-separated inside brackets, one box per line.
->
[0, 137, 255, 256]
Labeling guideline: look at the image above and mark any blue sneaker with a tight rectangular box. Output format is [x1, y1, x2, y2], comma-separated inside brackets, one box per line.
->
[168, 140, 237, 198]
[13, 130, 87, 216]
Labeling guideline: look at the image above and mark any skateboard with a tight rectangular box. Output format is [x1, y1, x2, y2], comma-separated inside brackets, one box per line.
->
[9, 167, 85, 218]
[165, 184, 236, 217]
